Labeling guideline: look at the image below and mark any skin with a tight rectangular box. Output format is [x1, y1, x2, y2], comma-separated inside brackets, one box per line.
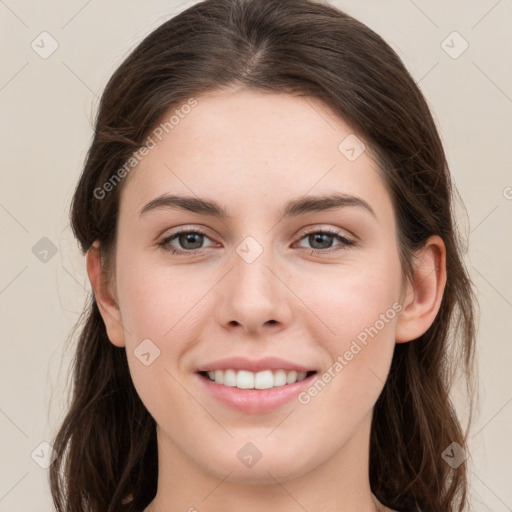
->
[87, 88, 446, 512]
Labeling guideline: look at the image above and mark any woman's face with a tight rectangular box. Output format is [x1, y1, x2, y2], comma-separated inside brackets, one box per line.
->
[107, 89, 408, 483]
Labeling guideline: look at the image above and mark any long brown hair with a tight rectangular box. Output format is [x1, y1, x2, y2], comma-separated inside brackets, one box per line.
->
[49, 1, 479, 511]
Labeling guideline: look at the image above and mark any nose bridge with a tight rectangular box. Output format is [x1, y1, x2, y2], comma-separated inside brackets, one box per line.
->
[233, 233, 279, 300]
[216, 231, 291, 332]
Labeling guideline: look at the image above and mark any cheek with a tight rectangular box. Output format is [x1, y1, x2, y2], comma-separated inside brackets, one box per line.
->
[296, 250, 402, 403]
[115, 249, 196, 342]
[116, 254, 203, 426]
[294, 272, 400, 449]
[115, 252, 212, 401]
[300, 252, 402, 344]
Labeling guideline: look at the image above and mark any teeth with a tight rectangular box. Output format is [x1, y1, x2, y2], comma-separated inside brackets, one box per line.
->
[237, 370, 254, 389]
[286, 370, 298, 384]
[254, 370, 273, 389]
[204, 369, 310, 389]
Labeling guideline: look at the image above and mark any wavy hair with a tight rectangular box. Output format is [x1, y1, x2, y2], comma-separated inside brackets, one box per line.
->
[49, 1, 479, 511]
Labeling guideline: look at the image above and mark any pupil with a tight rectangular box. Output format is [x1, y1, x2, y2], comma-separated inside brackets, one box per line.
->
[311, 233, 331, 249]
[181, 233, 202, 249]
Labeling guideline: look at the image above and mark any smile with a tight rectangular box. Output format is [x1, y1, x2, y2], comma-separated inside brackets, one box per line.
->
[200, 369, 316, 389]
[197, 370, 318, 414]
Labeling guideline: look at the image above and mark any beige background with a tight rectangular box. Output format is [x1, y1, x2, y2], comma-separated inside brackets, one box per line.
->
[0, 0, 511, 510]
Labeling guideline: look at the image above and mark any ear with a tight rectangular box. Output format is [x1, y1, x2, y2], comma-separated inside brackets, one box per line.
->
[395, 235, 447, 344]
[86, 241, 126, 347]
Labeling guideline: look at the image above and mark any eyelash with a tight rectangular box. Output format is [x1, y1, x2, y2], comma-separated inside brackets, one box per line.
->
[157, 227, 356, 256]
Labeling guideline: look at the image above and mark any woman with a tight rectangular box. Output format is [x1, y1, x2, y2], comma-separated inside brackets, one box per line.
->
[49, 1, 478, 511]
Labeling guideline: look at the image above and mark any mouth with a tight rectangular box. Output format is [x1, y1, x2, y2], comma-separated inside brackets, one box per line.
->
[198, 369, 317, 390]
[196, 367, 318, 414]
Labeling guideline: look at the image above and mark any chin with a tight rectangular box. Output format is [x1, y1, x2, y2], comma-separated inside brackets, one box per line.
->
[193, 441, 319, 485]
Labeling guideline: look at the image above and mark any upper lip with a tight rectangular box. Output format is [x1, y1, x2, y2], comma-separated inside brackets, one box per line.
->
[196, 356, 316, 373]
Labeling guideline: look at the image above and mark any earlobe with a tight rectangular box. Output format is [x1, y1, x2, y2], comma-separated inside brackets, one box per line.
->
[395, 235, 447, 344]
[86, 241, 126, 348]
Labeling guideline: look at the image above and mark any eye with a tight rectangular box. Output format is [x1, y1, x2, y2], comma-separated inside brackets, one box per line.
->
[158, 226, 357, 256]
[158, 227, 215, 255]
[295, 227, 356, 255]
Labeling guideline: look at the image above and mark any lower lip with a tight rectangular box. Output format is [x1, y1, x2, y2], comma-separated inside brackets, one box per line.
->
[197, 372, 316, 414]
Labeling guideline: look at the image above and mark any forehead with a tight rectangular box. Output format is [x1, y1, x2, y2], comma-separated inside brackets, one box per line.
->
[119, 89, 392, 223]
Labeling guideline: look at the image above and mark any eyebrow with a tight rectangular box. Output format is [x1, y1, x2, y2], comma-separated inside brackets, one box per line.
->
[139, 192, 376, 220]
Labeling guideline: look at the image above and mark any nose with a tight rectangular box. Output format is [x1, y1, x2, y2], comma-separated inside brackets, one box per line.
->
[215, 238, 293, 335]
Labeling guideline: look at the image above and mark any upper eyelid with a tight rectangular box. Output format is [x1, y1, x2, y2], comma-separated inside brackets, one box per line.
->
[162, 224, 352, 238]
[300, 225, 354, 238]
